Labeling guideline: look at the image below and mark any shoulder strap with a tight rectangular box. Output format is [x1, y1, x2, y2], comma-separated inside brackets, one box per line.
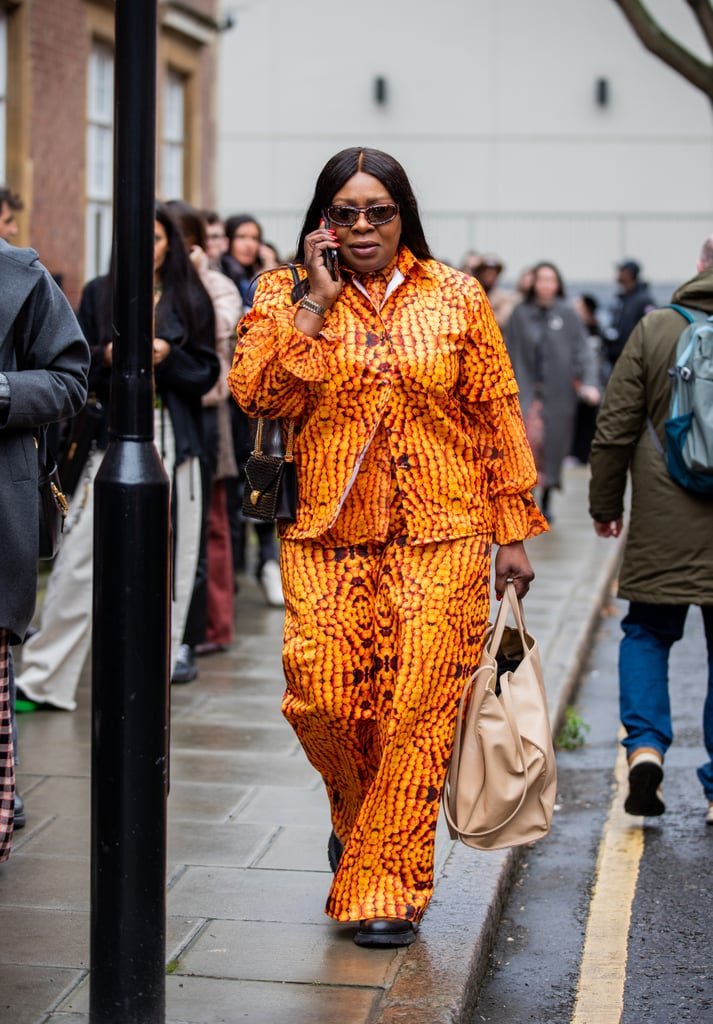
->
[667, 303, 712, 325]
[668, 303, 695, 323]
[646, 417, 665, 459]
[246, 262, 309, 307]
[286, 262, 309, 305]
[249, 264, 304, 445]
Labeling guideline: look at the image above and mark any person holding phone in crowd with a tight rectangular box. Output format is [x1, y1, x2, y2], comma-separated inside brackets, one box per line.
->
[228, 147, 547, 948]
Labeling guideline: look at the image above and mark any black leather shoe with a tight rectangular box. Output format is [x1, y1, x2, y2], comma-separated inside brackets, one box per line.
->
[327, 830, 343, 872]
[13, 792, 26, 830]
[353, 919, 417, 948]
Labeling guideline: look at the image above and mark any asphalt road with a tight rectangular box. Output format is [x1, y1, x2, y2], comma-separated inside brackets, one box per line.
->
[470, 594, 713, 1024]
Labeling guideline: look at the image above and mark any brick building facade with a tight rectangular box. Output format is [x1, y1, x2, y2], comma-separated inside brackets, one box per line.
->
[2, 0, 219, 306]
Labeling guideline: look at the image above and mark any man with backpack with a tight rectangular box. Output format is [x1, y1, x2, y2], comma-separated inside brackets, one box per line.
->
[588, 234, 713, 822]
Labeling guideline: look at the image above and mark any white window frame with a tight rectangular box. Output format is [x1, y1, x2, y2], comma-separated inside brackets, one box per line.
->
[85, 39, 114, 281]
[160, 68, 186, 200]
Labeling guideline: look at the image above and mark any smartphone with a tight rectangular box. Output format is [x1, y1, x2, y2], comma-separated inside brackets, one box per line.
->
[321, 209, 339, 280]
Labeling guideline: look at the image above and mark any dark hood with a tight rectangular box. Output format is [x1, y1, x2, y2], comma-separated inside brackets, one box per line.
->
[671, 266, 713, 314]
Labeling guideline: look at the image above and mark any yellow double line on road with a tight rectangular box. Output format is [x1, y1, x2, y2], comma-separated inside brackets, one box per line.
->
[571, 740, 645, 1024]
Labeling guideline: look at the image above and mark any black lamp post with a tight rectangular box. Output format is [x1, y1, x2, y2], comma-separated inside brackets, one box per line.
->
[89, 1, 170, 1021]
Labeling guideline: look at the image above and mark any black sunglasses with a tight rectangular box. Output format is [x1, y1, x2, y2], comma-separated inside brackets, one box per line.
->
[326, 203, 399, 227]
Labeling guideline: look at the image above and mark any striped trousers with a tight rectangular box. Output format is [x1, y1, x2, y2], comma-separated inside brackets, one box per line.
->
[0, 630, 14, 861]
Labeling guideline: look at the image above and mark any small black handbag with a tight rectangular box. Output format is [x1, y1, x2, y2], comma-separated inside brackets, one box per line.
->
[242, 417, 297, 523]
[58, 394, 105, 497]
[37, 436, 69, 560]
[240, 261, 306, 524]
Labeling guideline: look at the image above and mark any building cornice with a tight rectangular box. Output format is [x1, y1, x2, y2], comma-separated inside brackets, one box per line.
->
[159, 2, 220, 46]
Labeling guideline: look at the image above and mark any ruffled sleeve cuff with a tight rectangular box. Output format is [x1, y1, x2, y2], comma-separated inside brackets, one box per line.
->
[493, 491, 549, 546]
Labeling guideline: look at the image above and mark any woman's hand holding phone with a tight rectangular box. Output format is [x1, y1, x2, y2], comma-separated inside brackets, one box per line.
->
[321, 211, 339, 281]
[302, 214, 342, 310]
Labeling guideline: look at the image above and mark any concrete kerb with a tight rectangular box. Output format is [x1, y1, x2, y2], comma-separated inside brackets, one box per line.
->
[377, 843, 519, 1024]
[373, 533, 626, 1024]
[546, 529, 626, 736]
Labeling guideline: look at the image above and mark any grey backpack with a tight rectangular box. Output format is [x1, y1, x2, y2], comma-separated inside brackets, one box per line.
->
[648, 304, 713, 496]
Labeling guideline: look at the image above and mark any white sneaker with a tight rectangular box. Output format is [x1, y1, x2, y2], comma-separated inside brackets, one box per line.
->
[171, 644, 197, 684]
[706, 803, 713, 826]
[260, 559, 284, 608]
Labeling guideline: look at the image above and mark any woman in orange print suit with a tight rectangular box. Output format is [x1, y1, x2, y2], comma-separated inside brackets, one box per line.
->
[228, 148, 548, 948]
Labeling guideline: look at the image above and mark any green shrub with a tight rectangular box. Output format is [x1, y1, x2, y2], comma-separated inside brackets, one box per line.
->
[556, 707, 590, 750]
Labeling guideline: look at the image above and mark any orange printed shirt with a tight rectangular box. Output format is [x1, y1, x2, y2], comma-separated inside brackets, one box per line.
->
[228, 247, 547, 546]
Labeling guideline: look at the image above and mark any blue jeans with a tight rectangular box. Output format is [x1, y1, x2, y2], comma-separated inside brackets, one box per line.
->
[619, 602, 713, 800]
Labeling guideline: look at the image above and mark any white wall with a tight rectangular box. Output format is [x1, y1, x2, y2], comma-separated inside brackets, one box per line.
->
[216, 0, 713, 287]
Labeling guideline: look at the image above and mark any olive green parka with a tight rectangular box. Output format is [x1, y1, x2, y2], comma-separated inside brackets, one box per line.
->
[589, 266, 713, 604]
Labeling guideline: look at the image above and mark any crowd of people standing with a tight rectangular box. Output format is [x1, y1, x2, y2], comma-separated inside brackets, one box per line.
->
[15, 201, 289, 711]
[459, 247, 656, 522]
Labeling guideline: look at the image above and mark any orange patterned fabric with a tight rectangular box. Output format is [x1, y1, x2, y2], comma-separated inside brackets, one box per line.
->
[228, 247, 548, 545]
[281, 499, 491, 922]
[228, 246, 547, 923]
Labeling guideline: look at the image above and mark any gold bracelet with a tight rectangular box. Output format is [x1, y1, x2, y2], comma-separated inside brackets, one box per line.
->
[300, 296, 328, 318]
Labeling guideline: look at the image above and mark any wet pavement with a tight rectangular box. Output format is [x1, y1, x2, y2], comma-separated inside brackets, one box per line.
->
[0, 463, 623, 1024]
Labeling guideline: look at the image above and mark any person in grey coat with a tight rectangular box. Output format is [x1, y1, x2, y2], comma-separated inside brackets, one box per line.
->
[0, 238, 89, 858]
[505, 261, 599, 521]
[589, 234, 713, 823]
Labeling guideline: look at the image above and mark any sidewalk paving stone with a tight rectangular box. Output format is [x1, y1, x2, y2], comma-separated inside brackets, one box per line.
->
[0, 463, 622, 1023]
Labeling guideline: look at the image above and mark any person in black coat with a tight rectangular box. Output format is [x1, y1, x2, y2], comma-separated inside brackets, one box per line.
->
[604, 259, 656, 367]
[0, 239, 89, 858]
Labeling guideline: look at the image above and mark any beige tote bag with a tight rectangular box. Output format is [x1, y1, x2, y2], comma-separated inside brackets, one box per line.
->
[443, 583, 557, 850]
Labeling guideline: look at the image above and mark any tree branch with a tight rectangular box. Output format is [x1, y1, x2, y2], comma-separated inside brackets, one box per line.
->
[613, 0, 713, 99]
[685, 0, 713, 56]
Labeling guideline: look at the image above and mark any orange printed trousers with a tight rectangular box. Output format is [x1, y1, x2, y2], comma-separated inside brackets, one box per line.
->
[280, 531, 491, 923]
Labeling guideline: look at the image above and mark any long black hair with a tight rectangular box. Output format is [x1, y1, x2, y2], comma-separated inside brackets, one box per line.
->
[296, 147, 432, 262]
[155, 200, 215, 347]
[224, 214, 263, 273]
[165, 198, 208, 251]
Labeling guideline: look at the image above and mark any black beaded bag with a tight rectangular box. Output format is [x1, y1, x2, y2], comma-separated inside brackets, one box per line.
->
[242, 417, 297, 523]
